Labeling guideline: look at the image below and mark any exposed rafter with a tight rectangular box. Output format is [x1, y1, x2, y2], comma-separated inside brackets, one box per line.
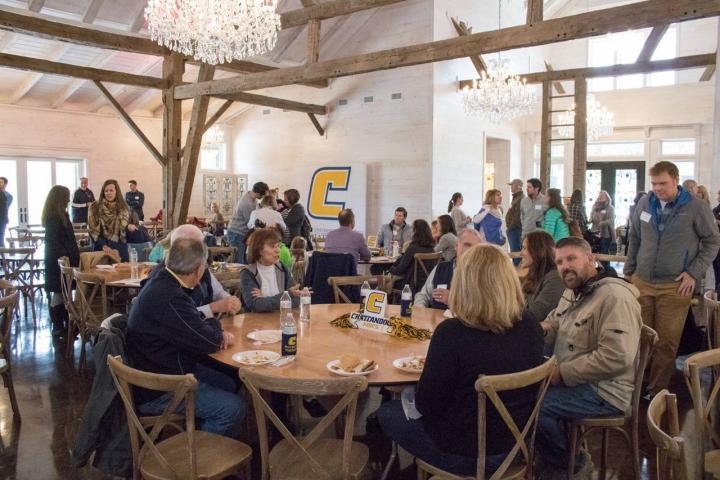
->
[701, 64, 716, 81]
[28, 0, 45, 13]
[280, 0, 406, 29]
[7, 43, 69, 104]
[451, 17, 486, 75]
[174, 0, 720, 99]
[526, 0, 543, 24]
[88, 56, 164, 112]
[544, 62, 565, 94]
[636, 24, 670, 62]
[210, 91, 327, 115]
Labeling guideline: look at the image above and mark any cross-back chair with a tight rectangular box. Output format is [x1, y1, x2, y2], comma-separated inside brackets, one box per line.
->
[72, 270, 109, 371]
[705, 291, 720, 351]
[0, 282, 20, 418]
[212, 270, 244, 298]
[328, 275, 386, 304]
[107, 355, 252, 480]
[647, 390, 689, 480]
[0, 247, 40, 324]
[58, 258, 82, 356]
[683, 348, 720, 480]
[417, 356, 557, 480]
[566, 325, 657, 480]
[239, 368, 370, 480]
[412, 252, 443, 290]
[208, 246, 237, 263]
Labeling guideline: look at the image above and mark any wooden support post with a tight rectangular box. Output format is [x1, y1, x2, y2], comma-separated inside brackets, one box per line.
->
[713, 20, 720, 189]
[179, 99, 234, 158]
[573, 78, 587, 192]
[526, 0, 543, 24]
[307, 113, 325, 136]
[92, 80, 165, 166]
[544, 62, 565, 94]
[701, 63, 716, 81]
[162, 53, 184, 229]
[173, 64, 215, 226]
[307, 19, 321, 64]
[539, 80, 551, 190]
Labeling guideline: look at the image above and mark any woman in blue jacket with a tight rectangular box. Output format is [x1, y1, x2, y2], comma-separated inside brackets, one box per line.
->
[474, 189, 506, 246]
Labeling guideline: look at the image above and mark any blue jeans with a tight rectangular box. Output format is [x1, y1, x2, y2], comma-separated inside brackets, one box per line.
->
[537, 384, 622, 468]
[377, 400, 505, 476]
[138, 364, 246, 439]
[226, 231, 246, 264]
[507, 227, 522, 265]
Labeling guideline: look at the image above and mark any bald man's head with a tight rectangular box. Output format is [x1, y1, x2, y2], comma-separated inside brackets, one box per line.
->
[170, 224, 204, 245]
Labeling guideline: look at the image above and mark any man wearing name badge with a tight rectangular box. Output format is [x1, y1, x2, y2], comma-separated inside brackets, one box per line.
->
[71, 177, 95, 224]
[414, 229, 482, 310]
[125, 180, 145, 221]
[625, 161, 720, 397]
[520, 178, 546, 238]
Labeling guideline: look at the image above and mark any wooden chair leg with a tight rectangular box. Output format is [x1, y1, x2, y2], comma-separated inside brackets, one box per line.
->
[78, 332, 86, 372]
[65, 321, 74, 359]
[243, 458, 252, 479]
[568, 423, 579, 480]
[600, 428, 609, 480]
[631, 424, 641, 480]
[416, 462, 428, 480]
[3, 371, 20, 420]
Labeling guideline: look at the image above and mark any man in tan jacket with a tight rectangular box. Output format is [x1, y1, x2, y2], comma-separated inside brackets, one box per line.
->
[537, 237, 642, 477]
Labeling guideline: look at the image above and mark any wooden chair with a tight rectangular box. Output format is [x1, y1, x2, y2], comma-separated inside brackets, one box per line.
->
[683, 348, 720, 480]
[0, 284, 20, 419]
[647, 390, 689, 480]
[71, 270, 109, 371]
[213, 270, 244, 298]
[328, 275, 386, 304]
[416, 356, 557, 480]
[208, 246, 237, 263]
[107, 355, 252, 480]
[567, 325, 658, 480]
[239, 368, 369, 480]
[705, 291, 720, 350]
[58, 258, 83, 357]
[0, 247, 40, 323]
[412, 252, 442, 290]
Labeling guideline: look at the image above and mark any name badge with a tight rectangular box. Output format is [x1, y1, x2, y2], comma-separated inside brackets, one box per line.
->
[640, 211, 651, 223]
[535, 205, 543, 210]
[601, 210, 607, 215]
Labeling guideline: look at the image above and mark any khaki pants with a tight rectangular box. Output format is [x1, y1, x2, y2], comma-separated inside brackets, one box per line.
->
[632, 275, 692, 393]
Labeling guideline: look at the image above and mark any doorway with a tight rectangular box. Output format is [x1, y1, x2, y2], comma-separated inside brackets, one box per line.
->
[485, 137, 511, 205]
[585, 161, 645, 226]
[0, 157, 83, 228]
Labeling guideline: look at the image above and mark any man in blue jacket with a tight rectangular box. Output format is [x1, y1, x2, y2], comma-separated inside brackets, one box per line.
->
[127, 238, 245, 438]
[625, 161, 720, 395]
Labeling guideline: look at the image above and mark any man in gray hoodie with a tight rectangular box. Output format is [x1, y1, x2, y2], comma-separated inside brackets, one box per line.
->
[625, 161, 720, 395]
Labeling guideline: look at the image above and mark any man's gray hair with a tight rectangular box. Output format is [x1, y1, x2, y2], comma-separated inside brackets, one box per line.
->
[459, 228, 482, 242]
[167, 238, 208, 275]
[170, 224, 204, 245]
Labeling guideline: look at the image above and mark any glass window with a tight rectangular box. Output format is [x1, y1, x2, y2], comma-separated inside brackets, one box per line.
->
[675, 161, 695, 183]
[661, 139, 695, 156]
[587, 142, 645, 157]
[200, 144, 226, 170]
[26, 160, 53, 225]
[56, 161, 80, 194]
[550, 162, 564, 190]
[0, 159, 18, 228]
[533, 144, 565, 159]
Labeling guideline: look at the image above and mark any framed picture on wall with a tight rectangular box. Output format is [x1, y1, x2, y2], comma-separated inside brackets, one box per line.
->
[203, 174, 248, 217]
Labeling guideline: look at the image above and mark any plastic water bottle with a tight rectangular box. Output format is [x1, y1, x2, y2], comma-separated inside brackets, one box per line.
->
[281, 311, 297, 357]
[392, 241, 400, 258]
[299, 287, 311, 323]
[401, 284, 412, 317]
[129, 247, 139, 279]
[280, 290, 292, 320]
[360, 280, 371, 309]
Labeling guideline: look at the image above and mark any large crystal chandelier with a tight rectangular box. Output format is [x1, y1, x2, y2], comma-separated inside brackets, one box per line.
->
[558, 95, 615, 141]
[203, 126, 225, 145]
[461, 59, 537, 123]
[145, 0, 282, 65]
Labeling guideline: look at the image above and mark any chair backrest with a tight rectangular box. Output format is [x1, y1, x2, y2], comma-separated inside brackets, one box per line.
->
[683, 347, 720, 469]
[474, 356, 557, 480]
[629, 326, 659, 419]
[304, 252, 357, 304]
[0, 285, 18, 359]
[58, 258, 80, 320]
[208, 246, 237, 263]
[647, 390, 688, 480]
[412, 252, 442, 290]
[328, 275, 386, 304]
[0, 247, 35, 282]
[238, 369, 368, 480]
[106, 355, 199, 480]
[213, 269, 244, 297]
[73, 269, 108, 325]
[704, 291, 720, 350]
[366, 235, 378, 248]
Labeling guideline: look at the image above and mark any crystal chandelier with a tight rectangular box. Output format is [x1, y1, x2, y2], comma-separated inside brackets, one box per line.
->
[557, 95, 615, 141]
[145, 0, 282, 65]
[203, 126, 225, 145]
[461, 59, 537, 123]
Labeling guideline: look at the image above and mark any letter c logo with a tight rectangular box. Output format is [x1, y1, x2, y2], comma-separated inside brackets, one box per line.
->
[366, 292, 385, 315]
[307, 167, 351, 220]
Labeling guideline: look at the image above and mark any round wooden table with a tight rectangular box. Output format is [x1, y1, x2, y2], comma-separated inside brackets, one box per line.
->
[212, 304, 446, 385]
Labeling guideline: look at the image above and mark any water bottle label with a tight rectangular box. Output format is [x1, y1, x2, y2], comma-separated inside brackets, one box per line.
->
[280, 301, 291, 309]
[300, 296, 311, 305]
[401, 300, 412, 317]
[282, 333, 297, 356]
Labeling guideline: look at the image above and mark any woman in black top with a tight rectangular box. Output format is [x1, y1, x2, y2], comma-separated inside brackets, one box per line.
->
[388, 219, 436, 291]
[282, 188, 312, 250]
[378, 244, 544, 476]
[43, 185, 80, 337]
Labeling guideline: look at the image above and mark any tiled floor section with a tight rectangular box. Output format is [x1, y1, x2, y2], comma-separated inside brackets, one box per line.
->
[0, 300, 703, 479]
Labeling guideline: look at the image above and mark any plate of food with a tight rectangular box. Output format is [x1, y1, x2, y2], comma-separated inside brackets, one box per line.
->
[247, 330, 282, 344]
[94, 264, 115, 270]
[393, 355, 425, 373]
[232, 350, 280, 366]
[327, 355, 378, 376]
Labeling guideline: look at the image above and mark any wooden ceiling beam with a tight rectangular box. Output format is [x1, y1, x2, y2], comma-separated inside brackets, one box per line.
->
[27, 0, 45, 13]
[636, 24, 670, 62]
[700, 64, 716, 81]
[544, 62, 565, 94]
[526, 0, 543, 24]
[0, 51, 168, 88]
[174, 0, 720, 99]
[458, 53, 715, 88]
[450, 17, 486, 75]
[280, 0, 406, 29]
[82, 0, 105, 24]
[209, 91, 327, 115]
[186, 59, 328, 88]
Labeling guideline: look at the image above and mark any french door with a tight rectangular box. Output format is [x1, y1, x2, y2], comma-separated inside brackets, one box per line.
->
[0, 156, 83, 228]
[585, 161, 646, 227]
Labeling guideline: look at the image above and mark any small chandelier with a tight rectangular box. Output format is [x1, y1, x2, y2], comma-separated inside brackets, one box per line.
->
[461, 59, 537, 124]
[145, 0, 282, 65]
[203, 126, 225, 145]
[558, 94, 615, 141]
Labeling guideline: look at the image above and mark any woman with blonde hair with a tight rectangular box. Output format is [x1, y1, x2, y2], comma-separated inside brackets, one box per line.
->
[697, 185, 711, 204]
[88, 179, 131, 261]
[473, 189, 506, 246]
[378, 244, 544, 476]
[589, 190, 615, 254]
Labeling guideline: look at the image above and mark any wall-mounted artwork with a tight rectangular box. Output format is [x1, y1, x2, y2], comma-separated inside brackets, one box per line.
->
[203, 174, 248, 217]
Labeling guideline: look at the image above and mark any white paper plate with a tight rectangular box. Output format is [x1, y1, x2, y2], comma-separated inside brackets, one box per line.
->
[232, 350, 280, 366]
[95, 264, 115, 270]
[392, 356, 425, 374]
[326, 359, 379, 376]
[247, 330, 282, 344]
